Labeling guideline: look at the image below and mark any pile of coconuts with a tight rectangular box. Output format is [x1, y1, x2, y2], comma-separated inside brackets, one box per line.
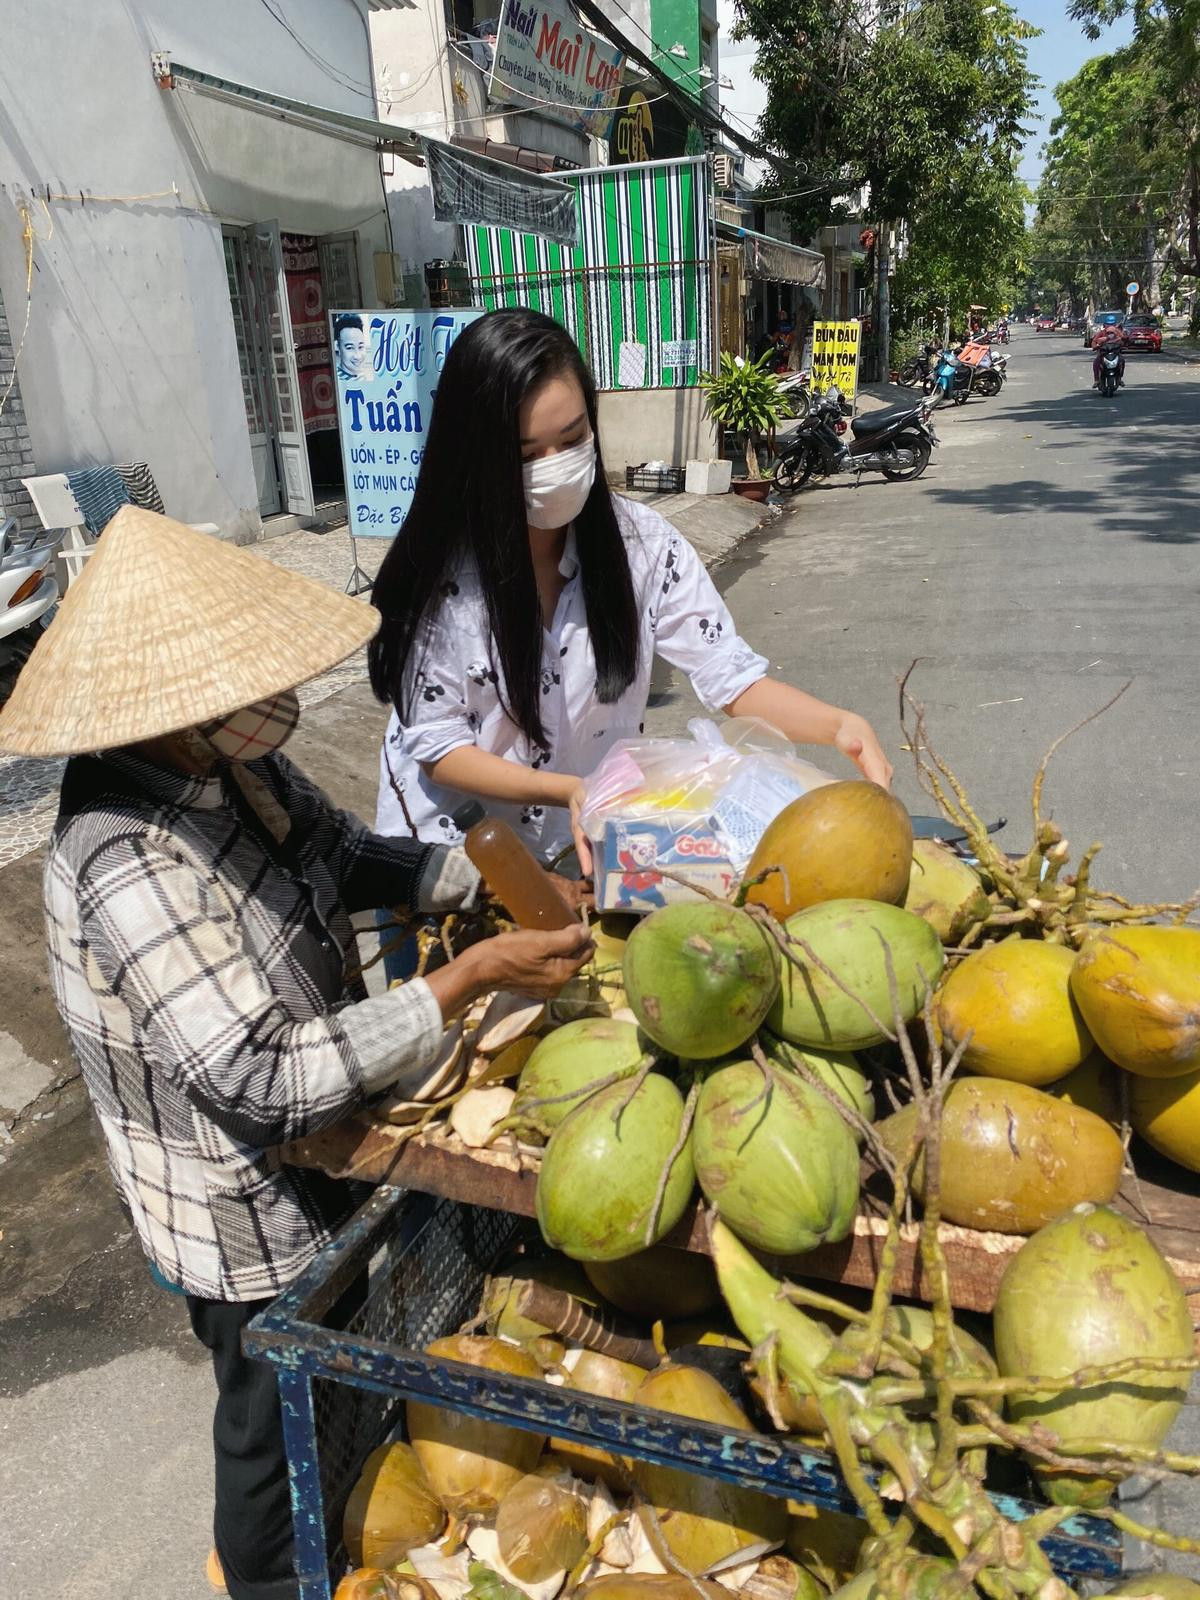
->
[367, 717, 1200, 1597]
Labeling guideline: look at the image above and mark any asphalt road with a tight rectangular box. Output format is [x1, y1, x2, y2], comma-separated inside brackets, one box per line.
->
[650, 328, 1200, 911]
[3, 329, 1199, 1597]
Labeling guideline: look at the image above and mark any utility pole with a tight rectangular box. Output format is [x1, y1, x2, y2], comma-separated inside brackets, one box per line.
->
[876, 222, 891, 380]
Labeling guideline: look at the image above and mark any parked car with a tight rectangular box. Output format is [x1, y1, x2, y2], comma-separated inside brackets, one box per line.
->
[1084, 310, 1124, 345]
[1035, 315, 1056, 332]
[1122, 312, 1163, 352]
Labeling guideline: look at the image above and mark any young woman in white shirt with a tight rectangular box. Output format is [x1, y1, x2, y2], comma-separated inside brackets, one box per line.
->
[368, 309, 891, 903]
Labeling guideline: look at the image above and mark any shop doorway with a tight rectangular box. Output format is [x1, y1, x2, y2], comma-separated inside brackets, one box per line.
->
[222, 222, 361, 522]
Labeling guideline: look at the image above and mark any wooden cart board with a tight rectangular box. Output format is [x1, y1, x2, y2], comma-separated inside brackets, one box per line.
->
[283, 1116, 1200, 1327]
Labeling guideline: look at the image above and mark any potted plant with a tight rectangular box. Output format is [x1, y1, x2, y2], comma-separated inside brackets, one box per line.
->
[699, 352, 790, 500]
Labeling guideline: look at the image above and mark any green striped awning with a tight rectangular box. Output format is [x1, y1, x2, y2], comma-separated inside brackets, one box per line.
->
[464, 156, 712, 390]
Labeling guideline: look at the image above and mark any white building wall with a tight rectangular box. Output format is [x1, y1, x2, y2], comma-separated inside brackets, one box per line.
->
[0, 0, 390, 541]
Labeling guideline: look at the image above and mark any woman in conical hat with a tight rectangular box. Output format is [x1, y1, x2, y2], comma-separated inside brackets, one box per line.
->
[0, 507, 591, 1600]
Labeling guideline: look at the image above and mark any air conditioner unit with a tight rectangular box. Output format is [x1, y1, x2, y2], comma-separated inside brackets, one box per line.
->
[711, 153, 735, 190]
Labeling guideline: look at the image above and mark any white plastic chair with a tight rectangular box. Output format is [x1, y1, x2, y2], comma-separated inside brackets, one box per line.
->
[20, 474, 94, 587]
[21, 473, 220, 589]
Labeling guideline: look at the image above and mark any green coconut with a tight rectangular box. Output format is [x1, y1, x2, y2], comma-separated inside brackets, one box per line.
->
[693, 1058, 859, 1254]
[623, 903, 781, 1060]
[903, 839, 991, 944]
[535, 1073, 696, 1261]
[632, 1364, 789, 1573]
[583, 1245, 720, 1319]
[993, 1203, 1194, 1508]
[763, 1034, 875, 1129]
[768, 899, 945, 1051]
[513, 1018, 647, 1131]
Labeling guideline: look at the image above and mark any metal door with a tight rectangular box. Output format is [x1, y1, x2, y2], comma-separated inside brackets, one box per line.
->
[223, 231, 280, 517]
[247, 220, 316, 518]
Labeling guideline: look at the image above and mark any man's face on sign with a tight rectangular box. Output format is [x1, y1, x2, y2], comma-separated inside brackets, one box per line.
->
[337, 326, 367, 374]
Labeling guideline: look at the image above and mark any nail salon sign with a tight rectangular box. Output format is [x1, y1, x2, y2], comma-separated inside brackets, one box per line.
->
[330, 309, 481, 538]
[490, 0, 625, 135]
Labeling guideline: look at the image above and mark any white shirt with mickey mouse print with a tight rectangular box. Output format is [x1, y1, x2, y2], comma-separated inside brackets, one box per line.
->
[375, 495, 769, 863]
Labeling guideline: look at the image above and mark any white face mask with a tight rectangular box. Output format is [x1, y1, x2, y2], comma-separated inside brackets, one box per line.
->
[523, 436, 596, 529]
[199, 690, 301, 762]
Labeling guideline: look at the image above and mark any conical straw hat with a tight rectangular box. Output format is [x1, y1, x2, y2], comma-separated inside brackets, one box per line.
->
[0, 506, 379, 757]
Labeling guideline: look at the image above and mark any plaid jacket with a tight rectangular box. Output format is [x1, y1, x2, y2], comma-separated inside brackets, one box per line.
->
[45, 750, 476, 1302]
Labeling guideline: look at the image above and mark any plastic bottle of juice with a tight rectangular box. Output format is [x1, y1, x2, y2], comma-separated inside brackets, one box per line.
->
[453, 801, 576, 930]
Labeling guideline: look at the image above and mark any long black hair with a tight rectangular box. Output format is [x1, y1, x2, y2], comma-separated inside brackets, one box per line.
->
[367, 308, 640, 750]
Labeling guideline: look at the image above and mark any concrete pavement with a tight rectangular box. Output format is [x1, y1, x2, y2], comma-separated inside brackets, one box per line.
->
[4, 331, 1200, 1592]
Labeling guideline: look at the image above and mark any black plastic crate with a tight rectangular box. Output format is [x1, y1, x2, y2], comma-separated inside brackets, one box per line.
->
[625, 464, 686, 493]
[245, 1188, 1122, 1600]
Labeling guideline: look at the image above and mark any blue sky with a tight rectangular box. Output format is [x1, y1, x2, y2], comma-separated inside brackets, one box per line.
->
[1010, 1, 1133, 190]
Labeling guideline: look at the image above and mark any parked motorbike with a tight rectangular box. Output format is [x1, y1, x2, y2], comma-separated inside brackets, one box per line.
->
[924, 349, 973, 406]
[0, 519, 60, 706]
[771, 387, 939, 493]
[1097, 344, 1123, 398]
[973, 349, 1006, 396]
[898, 342, 939, 387]
[774, 368, 811, 418]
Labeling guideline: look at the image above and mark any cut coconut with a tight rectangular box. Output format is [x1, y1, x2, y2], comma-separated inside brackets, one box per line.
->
[476, 992, 547, 1055]
[471, 1036, 539, 1086]
[449, 1086, 517, 1149]
[466, 1526, 566, 1600]
[406, 1544, 472, 1600]
[589, 1483, 634, 1568]
[413, 1024, 466, 1098]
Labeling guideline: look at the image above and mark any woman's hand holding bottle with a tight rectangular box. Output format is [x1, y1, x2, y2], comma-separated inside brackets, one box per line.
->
[426, 924, 594, 1018]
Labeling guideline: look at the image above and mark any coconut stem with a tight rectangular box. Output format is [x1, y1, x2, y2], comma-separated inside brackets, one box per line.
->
[1031, 682, 1131, 837]
[1085, 1503, 1200, 1557]
[644, 1077, 699, 1247]
[873, 1354, 1200, 1406]
[610, 1055, 656, 1132]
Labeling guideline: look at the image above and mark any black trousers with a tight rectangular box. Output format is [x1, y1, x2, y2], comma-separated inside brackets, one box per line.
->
[187, 1295, 299, 1600]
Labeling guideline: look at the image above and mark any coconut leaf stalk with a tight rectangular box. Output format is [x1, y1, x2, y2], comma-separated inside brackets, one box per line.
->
[898, 667, 1200, 946]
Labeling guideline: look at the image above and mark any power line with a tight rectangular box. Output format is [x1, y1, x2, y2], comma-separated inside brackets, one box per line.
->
[252, 0, 381, 100]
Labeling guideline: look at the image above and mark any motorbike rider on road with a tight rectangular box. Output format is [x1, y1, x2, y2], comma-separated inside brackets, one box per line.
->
[1092, 326, 1125, 389]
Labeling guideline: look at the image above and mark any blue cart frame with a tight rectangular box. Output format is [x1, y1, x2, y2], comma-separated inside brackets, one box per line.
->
[244, 1187, 1122, 1600]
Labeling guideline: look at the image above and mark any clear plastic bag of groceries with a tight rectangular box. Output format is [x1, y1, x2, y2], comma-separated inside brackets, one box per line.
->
[579, 717, 836, 911]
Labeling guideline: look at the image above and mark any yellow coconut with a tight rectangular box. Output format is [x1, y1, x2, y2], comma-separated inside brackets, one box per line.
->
[343, 1442, 445, 1569]
[875, 1078, 1124, 1234]
[903, 839, 991, 944]
[936, 938, 1092, 1087]
[550, 1349, 647, 1490]
[633, 1365, 788, 1573]
[1070, 926, 1200, 1078]
[1051, 1052, 1124, 1129]
[744, 782, 913, 919]
[1130, 1067, 1200, 1172]
[407, 1336, 546, 1514]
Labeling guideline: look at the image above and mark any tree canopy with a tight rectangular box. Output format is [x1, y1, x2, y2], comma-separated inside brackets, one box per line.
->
[732, 0, 1038, 342]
